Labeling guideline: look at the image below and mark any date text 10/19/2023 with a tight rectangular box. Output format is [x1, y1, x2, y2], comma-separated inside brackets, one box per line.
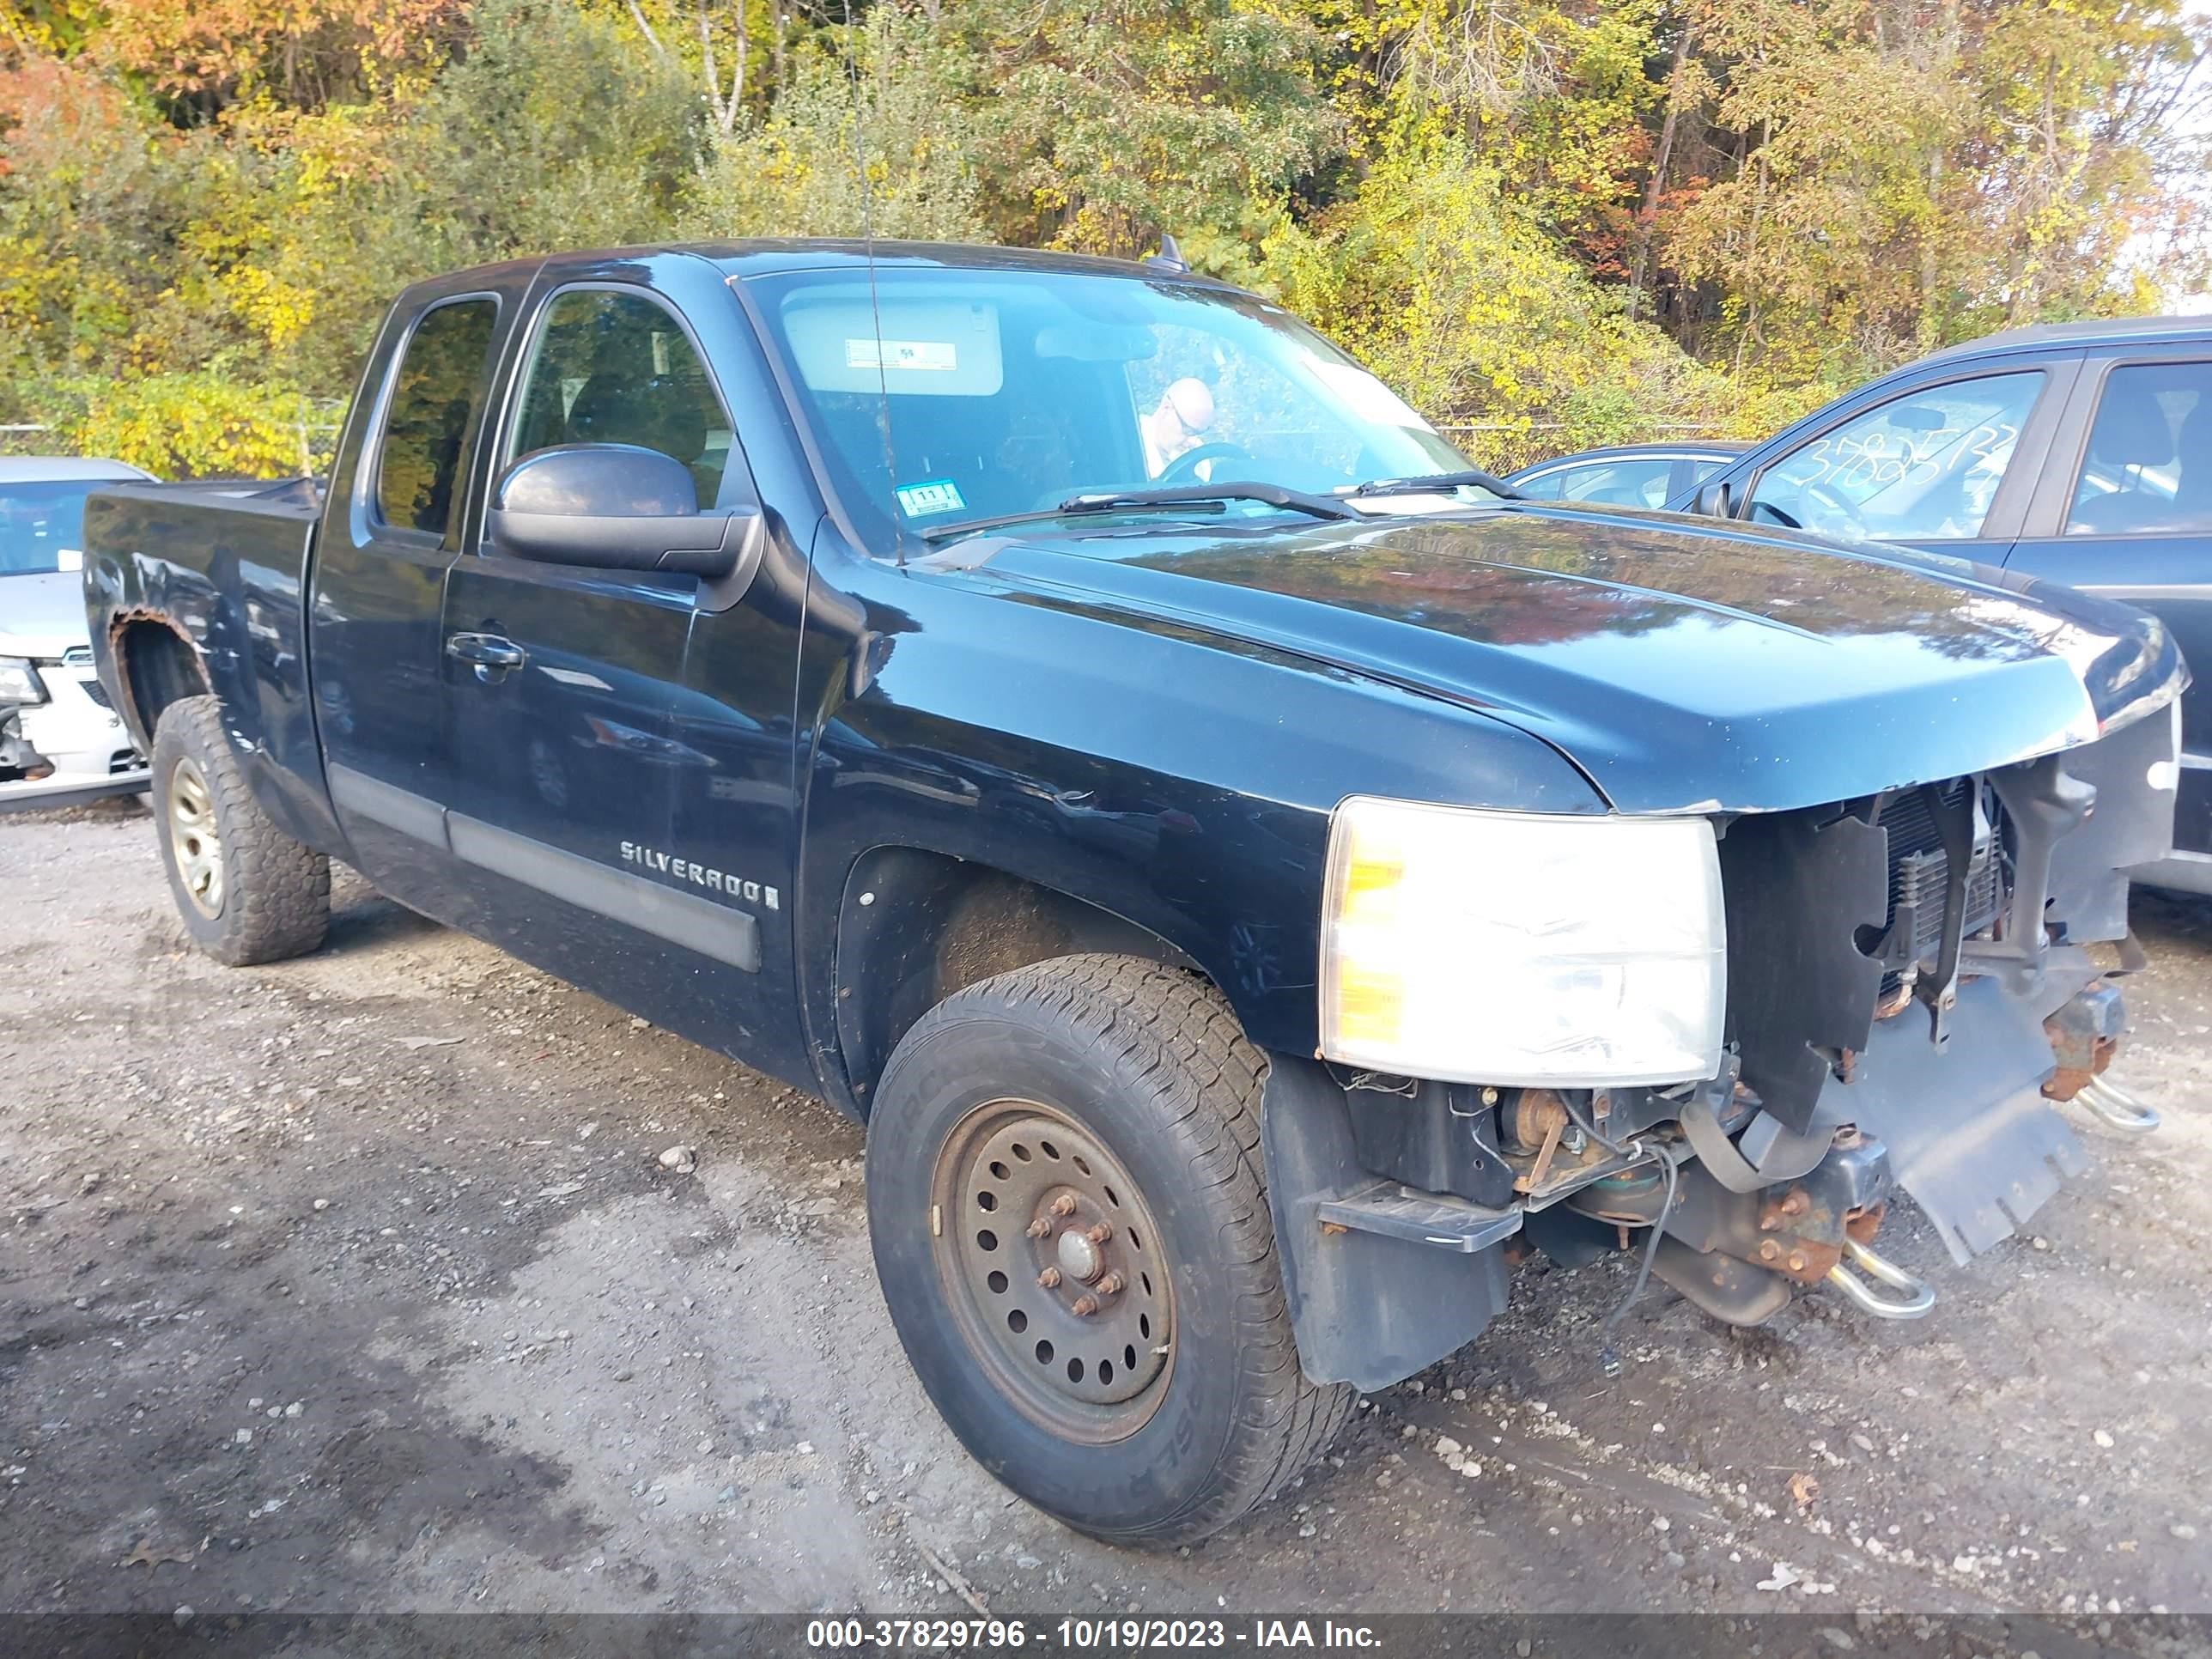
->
[805, 1618, 1385, 1650]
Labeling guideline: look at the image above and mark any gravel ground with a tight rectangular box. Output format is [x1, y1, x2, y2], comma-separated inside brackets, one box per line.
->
[3, 799, 2209, 1619]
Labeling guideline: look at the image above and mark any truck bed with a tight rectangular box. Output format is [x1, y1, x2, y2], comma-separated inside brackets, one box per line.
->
[82, 477, 334, 850]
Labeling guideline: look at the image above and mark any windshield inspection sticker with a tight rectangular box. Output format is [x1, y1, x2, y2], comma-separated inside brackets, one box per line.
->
[896, 478, 968, 518]
[847, 337, 959, 373]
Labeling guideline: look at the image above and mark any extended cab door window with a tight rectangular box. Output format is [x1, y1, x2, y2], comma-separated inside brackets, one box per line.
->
[507, 289, 736, 507]
[1745, 372, 2044, 544]
[374, 298, 501, 540]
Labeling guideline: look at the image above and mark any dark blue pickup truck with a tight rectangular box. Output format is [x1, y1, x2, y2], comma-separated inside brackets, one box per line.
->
[82, 241, 2186, 1545]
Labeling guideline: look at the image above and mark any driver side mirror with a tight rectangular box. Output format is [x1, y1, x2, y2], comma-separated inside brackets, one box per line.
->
[486, 443, 765, 580]
[1691, 478, 1735, 518]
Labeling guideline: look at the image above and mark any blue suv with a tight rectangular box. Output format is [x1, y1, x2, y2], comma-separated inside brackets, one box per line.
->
[1670, 316, 2212, 892]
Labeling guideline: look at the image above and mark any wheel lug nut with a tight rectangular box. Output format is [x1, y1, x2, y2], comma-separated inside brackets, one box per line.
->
[1096, 1272, 1125, 1296]
[1072, 1295, 1099, 1317]
[1037, 1267, 1062, 1289]
[1025, 1219, 1053, 1239]
[1085, 1222, 1113, 1244]
[1050, 1194, 1078, 1217]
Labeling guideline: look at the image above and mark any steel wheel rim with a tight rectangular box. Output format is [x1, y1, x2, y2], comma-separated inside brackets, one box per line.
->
[930, 1097, 1176, 1444]
[167, 755, 224, 918]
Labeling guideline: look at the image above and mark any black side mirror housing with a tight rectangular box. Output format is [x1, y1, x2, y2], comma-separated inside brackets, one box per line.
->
[1691, 478, 1734, 519]
[486, 443, 766, 580]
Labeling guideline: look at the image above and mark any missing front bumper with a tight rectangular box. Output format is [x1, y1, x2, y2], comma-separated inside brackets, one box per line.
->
[1805, 963, 2109, 1264]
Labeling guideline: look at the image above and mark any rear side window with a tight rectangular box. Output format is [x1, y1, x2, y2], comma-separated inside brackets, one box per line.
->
[2067, 362, 2212, 536]
[375, 298, 499, 538]
[1547, 457, 1675, 508]
[509, 289, 734, 509]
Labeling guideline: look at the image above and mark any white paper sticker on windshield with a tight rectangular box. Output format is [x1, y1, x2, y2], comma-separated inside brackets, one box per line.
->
[57, 547, 83, 572]
[896, 478, 968, 518]
[846, 337, 959, 373]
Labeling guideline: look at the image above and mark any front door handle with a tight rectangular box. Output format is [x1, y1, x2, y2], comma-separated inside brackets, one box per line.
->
[447, 632, 527, 671]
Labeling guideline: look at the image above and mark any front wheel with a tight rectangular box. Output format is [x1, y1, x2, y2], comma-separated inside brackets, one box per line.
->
[865, 955, 1353, 1546]
[151, 696, 329, 965]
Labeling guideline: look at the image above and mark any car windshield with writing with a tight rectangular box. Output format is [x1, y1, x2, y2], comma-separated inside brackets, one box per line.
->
[745, 266, 1477, 550]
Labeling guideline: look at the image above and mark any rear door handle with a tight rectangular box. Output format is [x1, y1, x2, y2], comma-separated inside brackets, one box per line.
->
[447, 632, 526, 670]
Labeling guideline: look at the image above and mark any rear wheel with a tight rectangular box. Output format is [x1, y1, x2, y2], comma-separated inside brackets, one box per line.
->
[151, 696, 329, 965]
[865, 955, 1354, 1545]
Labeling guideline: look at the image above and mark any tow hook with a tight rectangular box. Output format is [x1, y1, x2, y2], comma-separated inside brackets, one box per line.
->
[1825, 1235, 1936, 1320]
[2075, 1076, 2161, 1135]
[2043, 981, 2159, 1134]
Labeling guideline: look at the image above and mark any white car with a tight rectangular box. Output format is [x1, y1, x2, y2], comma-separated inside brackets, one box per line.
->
[1, 456, 155, 810]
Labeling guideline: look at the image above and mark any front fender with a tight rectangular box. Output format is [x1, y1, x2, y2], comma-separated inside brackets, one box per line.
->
[789, 551, 1606, 1106]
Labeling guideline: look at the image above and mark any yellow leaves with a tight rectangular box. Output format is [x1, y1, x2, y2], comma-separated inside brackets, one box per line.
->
[221, 265, 319, 350]
[61, 373, 334, 480]
[1261, 137, 1737, 470]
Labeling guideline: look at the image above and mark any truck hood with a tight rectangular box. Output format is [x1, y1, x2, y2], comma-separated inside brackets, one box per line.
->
[0, 571, 92, 659]
[949, 506, 2185, 814]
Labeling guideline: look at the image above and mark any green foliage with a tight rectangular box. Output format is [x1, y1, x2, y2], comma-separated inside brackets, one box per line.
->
[1261, 141, 1732, 469]
[44, 371, 332, 477]
[682, 9, 988, 242]
[2, 0, 2206, 474]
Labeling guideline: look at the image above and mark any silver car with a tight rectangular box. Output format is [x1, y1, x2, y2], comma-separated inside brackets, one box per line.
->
[1, 456, 155, 809]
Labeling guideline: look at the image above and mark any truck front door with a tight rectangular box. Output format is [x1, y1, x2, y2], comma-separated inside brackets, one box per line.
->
[436, 274, 798, 1051]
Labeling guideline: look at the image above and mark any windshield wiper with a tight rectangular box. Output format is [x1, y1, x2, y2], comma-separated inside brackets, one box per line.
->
[1347, 468, 1526, 501]
[917, 481, 1361, 544]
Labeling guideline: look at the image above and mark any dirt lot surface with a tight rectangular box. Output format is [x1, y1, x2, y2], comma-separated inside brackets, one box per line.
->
[3, 799, 2210, 1620]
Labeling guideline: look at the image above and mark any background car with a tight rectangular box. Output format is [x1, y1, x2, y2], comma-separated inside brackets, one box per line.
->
[1665, 316, 2212, 892]
[1505, 441, 1747, 509]
[1, 456, 156, 810]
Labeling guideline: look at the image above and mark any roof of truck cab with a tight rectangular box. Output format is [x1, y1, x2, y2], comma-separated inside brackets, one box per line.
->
[608, 239, 1236, 286]
[408, 241, 1243, 299]
[693, 239, 1228, 283]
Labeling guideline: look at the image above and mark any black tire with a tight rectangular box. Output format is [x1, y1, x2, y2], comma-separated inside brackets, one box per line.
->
[150, 695, 329, 966]
[865, 954, 1355, 1546]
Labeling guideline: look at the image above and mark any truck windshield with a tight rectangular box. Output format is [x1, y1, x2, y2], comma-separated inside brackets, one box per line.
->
[745, 266, 1474, 550]
[0, 482, 98, 576]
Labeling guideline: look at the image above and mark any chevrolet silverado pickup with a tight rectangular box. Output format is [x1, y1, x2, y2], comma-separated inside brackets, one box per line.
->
[82, 241, 2185, 1546]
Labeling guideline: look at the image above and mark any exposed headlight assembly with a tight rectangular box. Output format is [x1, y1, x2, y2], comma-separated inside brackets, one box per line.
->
[0, 657, 47, 707]
[1320, 796, 1727, 1086]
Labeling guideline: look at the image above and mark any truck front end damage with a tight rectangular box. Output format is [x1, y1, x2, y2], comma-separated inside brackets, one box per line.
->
[1264, 694, 2184, 1393]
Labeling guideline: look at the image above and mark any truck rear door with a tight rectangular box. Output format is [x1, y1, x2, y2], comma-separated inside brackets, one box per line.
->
[311, 286, 508, 909]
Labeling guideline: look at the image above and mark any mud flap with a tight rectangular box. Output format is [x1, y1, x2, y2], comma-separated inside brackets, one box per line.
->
[1813, 973, 2087, 1264]
[1259, 1055, 1511, 1391]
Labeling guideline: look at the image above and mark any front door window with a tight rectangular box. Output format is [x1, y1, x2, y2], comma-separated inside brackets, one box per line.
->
[1746, 372, 2044, 543]
[509, 289, 735, 510]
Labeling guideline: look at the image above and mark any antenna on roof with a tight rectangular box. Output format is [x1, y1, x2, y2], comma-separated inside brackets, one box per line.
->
[840, 0, 902, 564]
[1144, 234, 1190, 274]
